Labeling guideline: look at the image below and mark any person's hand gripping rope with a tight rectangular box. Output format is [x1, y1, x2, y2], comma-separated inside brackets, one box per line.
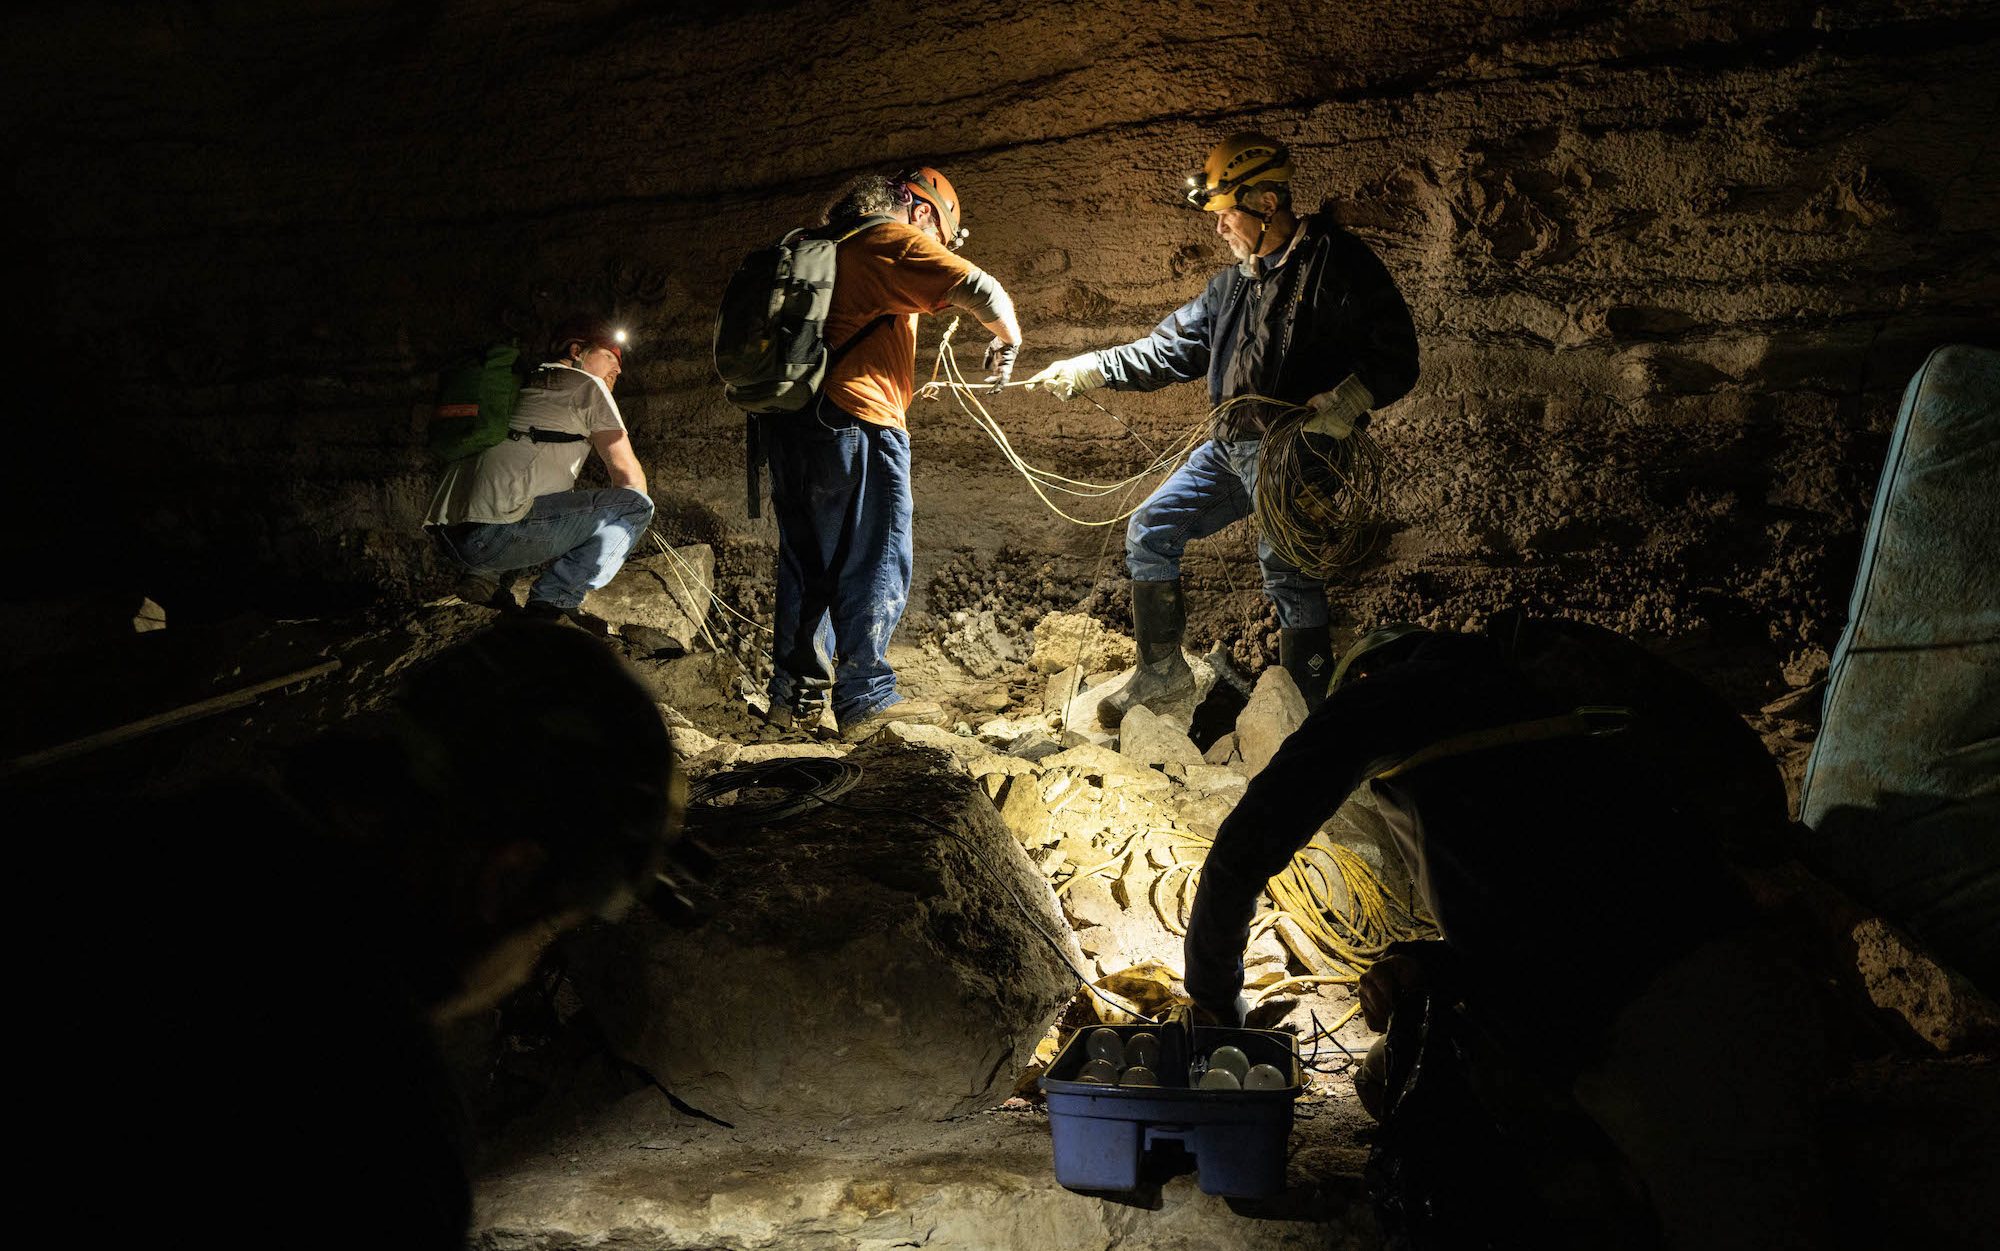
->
[982, 338, 1018, 386]
[1024, 353, 1107, 400]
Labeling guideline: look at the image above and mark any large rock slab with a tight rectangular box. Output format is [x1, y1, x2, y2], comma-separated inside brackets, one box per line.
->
[1238, 666, 1308, 777]
[1851, 917, 2000, 1053]
[1119, 704, 1204, 769]
[575, 741, 1080, 1124]
[581, 544, 714, 648]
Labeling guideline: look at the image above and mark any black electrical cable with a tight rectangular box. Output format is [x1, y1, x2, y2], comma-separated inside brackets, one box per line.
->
[684, 756, 863, 831]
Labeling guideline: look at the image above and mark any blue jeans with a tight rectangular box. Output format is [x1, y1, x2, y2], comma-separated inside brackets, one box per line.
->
[434, 487, 654, 610]
[762, 408, 913, 724]
[1126, 438, 1328, 628]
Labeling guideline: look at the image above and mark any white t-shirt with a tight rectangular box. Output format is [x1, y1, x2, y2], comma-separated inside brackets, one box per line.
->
[425, 364, 626, 525]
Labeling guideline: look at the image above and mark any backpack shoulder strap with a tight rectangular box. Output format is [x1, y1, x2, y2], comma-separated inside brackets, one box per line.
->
[820, 214, 904, 366]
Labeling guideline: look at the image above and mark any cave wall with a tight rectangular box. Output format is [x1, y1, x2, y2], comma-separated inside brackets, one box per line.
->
[13, 0, 1998, 687]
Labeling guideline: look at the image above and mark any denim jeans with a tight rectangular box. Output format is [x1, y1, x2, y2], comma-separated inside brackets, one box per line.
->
[1125, 438, 1328, 628]
[762, 408, 913, 724]
[434, 487, 654, 610]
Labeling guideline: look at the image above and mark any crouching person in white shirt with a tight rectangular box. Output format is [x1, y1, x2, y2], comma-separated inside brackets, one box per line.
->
[425, 317, 652, 631]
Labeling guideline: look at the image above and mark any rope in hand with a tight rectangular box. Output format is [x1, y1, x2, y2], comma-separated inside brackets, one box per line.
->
[919, 319, 1207, 527]
[1232, 394, 1388, 578]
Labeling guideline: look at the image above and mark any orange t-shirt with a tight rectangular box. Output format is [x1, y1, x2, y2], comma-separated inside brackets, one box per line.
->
[821, 221, 975, 430]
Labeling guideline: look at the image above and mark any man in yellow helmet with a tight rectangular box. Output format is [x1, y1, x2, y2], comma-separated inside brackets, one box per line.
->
[1026, 133, 1419, 725]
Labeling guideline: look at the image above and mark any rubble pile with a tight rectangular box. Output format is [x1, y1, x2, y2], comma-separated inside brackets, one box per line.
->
[926, 548, 1095, 633]
[662, 609, 1412, 1081]
[928, 549, 1099, 678]
[708, 541, 777, 688]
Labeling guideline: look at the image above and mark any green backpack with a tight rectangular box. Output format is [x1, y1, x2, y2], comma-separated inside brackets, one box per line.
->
[429, 344, 528, 462]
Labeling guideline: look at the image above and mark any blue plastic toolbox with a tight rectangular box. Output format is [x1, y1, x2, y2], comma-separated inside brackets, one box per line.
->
[1039, 1022, 1300, 1197]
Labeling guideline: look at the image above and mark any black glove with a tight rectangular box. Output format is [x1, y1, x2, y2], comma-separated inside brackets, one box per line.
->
[1184, 861, 1259, 1022]
[982, 338, 1018, 385]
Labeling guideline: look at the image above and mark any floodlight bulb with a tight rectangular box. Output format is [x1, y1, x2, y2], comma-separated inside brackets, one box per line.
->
[1245, 1063, 1288, 1091]
[1207, 1045, 1251, 1081]
[1086, 1028, 1124, 1065]
[614, 329, 628, 344]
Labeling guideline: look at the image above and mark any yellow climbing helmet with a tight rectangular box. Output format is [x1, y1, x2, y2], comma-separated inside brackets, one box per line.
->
[1184, 132, 1294, 213]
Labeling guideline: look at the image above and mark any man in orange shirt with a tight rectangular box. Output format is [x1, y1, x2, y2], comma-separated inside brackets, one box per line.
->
[762, 168, 1023, 741]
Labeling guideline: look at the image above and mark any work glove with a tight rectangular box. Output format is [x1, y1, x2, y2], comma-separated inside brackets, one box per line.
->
[1303, 374, 1374, 438]
[1024, 352, 1106, 400]
[982, 338, 1019, 385]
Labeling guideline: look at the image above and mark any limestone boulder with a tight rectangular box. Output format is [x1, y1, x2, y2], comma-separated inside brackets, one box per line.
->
[877, 719, 986, 763]
[581, 544, 714, 648]
[630, 650, 737, 710]
[1043, 665, 1085, 716]
[1237, 666, 1308, 777]
[1030, 612, 1136, 675]
[1851, 917, 2000, 1053]
[1118, 704, 1203, 769]
[1180, 763, 1249, 798]
[576, 742, 1080, 1124]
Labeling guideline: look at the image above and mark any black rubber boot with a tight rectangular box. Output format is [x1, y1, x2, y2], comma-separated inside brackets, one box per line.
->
[1280, 624, 1334, 713]
[1098, 580, 1196, 728]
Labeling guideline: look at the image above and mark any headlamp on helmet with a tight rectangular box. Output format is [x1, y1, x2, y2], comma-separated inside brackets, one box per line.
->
[897, 166, 969, 251]
[1185, 132, 1295, 214]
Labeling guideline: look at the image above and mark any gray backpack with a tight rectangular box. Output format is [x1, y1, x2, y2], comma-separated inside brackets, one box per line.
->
[713, 216, 895, 415]
[713, 216, 896, 514]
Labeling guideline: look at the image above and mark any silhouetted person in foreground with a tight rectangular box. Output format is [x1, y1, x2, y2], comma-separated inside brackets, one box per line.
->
[62, 620, 682, 1249]
[1184, 613, 1831, 1251]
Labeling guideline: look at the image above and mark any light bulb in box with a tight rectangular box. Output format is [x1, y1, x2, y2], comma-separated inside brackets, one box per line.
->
[1086, 1028, 1124, 1065]
[1207, 1045, 1250, 1081]
[1245, 1063, 1288, 1090]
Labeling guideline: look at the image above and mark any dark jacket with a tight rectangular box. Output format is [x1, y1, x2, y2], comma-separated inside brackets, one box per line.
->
[1184, 616, 1784, 1048]
[1095, 209, 1420, 439]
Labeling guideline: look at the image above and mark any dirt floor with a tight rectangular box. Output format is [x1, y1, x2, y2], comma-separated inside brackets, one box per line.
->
[5, 587, 1991, 1249]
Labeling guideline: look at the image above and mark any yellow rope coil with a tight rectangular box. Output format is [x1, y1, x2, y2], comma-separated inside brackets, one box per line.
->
[1153, 825, 1434, 999]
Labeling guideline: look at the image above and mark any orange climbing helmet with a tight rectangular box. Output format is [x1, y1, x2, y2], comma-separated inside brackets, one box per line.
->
[896, 166, 967, 250]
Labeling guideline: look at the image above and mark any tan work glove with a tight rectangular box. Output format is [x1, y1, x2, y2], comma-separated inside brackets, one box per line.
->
[1303, 374, 1374, 438]
[1024, 352, 1106, 400]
